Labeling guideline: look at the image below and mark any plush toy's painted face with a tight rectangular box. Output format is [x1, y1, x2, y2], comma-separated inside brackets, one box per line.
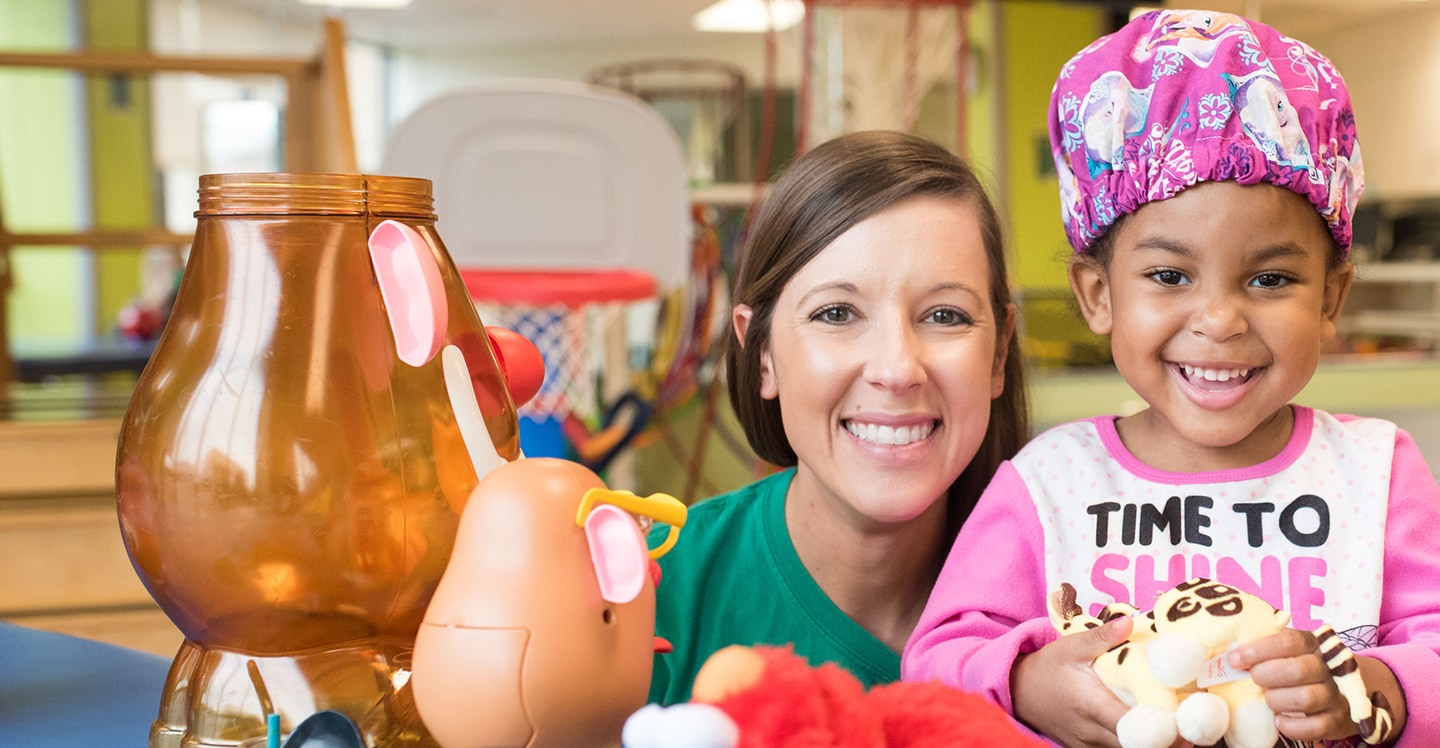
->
[1151, 577, 1292, 660]
[1158, 579, 1249, 623]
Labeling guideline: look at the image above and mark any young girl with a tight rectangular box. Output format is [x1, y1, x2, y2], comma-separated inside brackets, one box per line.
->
[903, 9, 1440, 747]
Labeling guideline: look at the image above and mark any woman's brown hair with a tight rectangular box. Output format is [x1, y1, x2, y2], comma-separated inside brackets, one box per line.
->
[724, 130, 1030, 539]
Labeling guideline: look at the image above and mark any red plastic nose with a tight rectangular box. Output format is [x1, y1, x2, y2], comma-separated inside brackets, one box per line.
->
[484, 326, 545, 408]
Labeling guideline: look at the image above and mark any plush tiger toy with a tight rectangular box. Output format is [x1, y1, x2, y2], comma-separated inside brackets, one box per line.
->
[1049, 578, 1397, 748]
[1313, 623, 1398, 746]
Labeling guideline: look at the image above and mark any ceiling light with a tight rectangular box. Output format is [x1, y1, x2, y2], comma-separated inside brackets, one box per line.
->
[299, 0, 413, 9]
[693, 0, 806, 33]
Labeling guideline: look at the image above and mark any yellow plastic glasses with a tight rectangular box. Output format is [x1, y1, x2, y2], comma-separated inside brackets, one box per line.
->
[575, 488, 688, 559]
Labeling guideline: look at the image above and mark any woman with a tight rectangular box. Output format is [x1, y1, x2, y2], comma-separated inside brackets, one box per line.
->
[649, 130, 1030, 704]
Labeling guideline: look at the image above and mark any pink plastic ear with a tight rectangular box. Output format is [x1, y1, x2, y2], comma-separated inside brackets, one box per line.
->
[484, 326, 545, 408]
[583, 504, 647, 604]
[368, 219, 448, 367]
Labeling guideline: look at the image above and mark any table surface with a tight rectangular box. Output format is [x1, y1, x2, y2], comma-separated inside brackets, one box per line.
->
[0, 621, 169, 748]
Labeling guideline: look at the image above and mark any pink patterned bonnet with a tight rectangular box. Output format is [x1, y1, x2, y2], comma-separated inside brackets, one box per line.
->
[1048, 9, 1364, 255]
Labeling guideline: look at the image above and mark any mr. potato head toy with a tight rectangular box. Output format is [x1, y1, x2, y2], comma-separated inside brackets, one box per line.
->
[369, 220, 692, 748]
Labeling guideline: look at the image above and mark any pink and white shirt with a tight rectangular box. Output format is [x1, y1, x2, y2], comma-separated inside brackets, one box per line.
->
[903, 406, 1440, 747]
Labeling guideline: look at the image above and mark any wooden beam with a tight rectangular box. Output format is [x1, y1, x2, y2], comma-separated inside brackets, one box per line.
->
[0, 230, 192, 248]
[0, 50, 309, 77]
[320, 17, 358, 173]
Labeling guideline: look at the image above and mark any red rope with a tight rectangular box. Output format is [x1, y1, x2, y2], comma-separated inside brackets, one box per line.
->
[955, 0, 971, 156]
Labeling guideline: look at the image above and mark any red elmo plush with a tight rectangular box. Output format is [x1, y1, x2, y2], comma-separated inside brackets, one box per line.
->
[625, 645, 1047, 748]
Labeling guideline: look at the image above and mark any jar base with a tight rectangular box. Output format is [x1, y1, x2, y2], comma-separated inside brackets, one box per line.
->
[148, 638, 440, 747]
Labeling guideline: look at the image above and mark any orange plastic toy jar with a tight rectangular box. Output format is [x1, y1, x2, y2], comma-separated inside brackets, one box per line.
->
[115, 173, 523, 747]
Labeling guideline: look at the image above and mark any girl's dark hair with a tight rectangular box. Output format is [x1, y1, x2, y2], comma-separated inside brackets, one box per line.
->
[724, 130, 1029, 539]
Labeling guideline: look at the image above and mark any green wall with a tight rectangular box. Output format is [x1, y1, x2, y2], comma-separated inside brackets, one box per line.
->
[0, 0, 85, 354]
[965, 0, 999, 182]
[997, 2, 1111, 370]
[84, 0, 150, 337]
[0, 0, 150, 356]
[1002, 1, 1103, 292]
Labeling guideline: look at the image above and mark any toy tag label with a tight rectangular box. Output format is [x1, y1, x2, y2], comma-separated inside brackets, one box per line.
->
[1196, 648, 1249, 688]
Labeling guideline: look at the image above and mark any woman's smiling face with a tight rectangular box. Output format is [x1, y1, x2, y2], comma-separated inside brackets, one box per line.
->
[735, 195, 1011, 529]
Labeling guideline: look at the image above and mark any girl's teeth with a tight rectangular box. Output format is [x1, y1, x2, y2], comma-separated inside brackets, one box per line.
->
[1180, 364, 1251, 382]
[846, 421, 933, 445]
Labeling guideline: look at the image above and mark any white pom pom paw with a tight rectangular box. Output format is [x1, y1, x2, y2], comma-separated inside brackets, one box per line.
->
[1115, 704, 1178, 748]
[1225, 700, 1279, 748]
[1175, 692, 1229, 746]
[1147, 632, 1206, 689]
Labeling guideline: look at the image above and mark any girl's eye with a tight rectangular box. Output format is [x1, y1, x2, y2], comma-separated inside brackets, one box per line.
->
[1147, 269, 1189, 286]
[812, 305, 854, 324]
[927, 307, 974, 326]
[1250, 273, 1292, 289]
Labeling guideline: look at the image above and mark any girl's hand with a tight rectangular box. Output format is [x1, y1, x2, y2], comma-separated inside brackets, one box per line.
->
[1230, 629, 1356, 742]
[1012, 616, 1132, 748]
[1233, 631, 1409, 744]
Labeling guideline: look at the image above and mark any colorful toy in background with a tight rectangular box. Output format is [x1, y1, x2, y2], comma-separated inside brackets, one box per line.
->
[115, 174, 541, 747]
[116, 250, 184, 343]
[1048, 578, 1397, 748]
[623, 645, 1048, 748]
[116, 292, 172, 342]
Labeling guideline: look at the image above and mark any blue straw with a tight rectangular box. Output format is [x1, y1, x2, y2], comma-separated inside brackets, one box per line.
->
[267, 713, 281, 748]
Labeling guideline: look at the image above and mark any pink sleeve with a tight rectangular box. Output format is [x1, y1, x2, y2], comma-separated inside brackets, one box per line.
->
[1364, 428, 1440, 747]
[901, 461, 1058, 714]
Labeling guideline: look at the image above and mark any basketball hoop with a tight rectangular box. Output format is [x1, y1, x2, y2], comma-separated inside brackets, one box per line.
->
[463, 268, 659, 461]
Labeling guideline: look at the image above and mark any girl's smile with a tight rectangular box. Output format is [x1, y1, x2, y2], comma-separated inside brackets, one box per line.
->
[1169, 361, 1264, 410]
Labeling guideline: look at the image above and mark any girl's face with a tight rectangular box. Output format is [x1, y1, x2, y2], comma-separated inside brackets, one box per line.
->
[734, 195, 1011, 529]
[1070, 180, 1353, 471]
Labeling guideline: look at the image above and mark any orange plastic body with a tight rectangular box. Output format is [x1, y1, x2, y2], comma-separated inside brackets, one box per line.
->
[115, 173, 522, 747]
[413, 458, 655, 748]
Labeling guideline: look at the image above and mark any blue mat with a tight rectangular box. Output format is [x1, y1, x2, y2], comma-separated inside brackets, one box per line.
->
[0, 622, 168, 747]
